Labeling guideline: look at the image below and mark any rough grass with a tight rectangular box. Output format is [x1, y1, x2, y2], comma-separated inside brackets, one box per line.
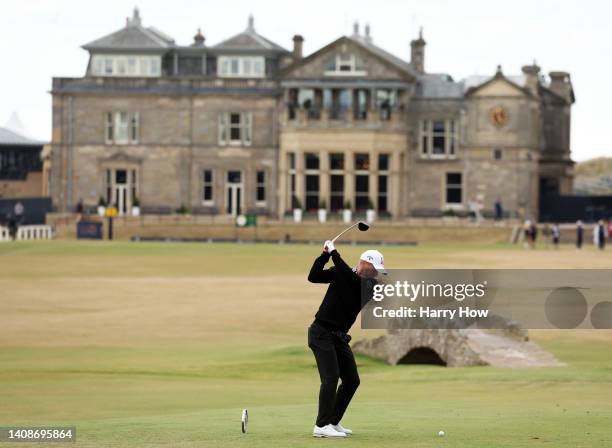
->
[0, 241, 611, 447]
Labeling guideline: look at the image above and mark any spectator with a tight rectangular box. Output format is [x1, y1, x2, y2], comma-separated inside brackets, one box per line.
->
[594, 220, 606, 250]
[576, 220, 584, 250]
[7, 213, 17, 241]
[551, 223, 560, 249]
[494, 198, 503, 221]
[14, 201, 25, 225]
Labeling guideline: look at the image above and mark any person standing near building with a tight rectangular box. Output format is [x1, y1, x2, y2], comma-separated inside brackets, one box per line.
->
[494, 198, 503, 222]
[576, 220, 584, 250]
[551, 223, 560, 249]
[14, 201, 25, 225]
[595, 220, 606, 250]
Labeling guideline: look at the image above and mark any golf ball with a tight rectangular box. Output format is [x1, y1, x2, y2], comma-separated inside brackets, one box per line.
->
[438, 430, 445, 437]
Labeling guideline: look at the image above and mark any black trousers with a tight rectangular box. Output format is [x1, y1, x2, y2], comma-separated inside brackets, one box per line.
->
[308, 322, 360, 427]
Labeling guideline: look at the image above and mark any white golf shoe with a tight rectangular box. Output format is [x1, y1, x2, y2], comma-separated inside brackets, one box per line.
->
[312, 424, 347, 438]
[332, 423, 353, 435]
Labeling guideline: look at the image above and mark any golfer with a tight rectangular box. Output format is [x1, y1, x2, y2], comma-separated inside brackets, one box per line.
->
[307, 240, 384, 438]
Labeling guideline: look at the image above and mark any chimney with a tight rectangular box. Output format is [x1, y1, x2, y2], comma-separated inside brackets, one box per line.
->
[128, 7, 142, 27]
[247, 14, 255, 31]
[353, 21, 360, 36]
[521, 61, 540, 96]
[410, 27, 426, 74]
[549, 71, 574, 103]
[364, 23, 372, 43]
[193, 28, 205, 46]
[292, 35, 304, 61]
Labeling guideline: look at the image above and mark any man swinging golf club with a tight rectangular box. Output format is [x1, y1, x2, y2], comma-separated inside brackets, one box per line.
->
[307, 235, 384, 438]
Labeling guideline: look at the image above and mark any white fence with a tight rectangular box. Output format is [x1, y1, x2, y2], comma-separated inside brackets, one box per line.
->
[0, 225, 54, 241]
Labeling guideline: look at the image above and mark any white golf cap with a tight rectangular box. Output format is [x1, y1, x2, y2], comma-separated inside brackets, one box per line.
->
[360, 249, 385, 271]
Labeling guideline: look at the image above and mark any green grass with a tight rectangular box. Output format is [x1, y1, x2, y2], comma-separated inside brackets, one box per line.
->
[0, 241, 611, 447]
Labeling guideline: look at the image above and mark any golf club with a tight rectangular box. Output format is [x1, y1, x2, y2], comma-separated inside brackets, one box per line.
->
[330, 221, 369, 244]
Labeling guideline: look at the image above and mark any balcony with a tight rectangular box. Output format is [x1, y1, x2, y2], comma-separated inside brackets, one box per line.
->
[283, 105, 406, 130]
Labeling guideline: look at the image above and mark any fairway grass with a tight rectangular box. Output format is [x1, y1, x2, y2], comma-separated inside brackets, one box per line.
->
[1, 241, 611, 447]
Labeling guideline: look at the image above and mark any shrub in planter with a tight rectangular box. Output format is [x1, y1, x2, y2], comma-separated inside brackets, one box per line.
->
[97, 197, 106, 217]
[342, 200, 352, 223]
[318, 199, 327, 223]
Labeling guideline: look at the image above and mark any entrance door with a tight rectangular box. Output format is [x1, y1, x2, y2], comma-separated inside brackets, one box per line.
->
[226, 171, 243, 216]
[106, 168, 136, 215]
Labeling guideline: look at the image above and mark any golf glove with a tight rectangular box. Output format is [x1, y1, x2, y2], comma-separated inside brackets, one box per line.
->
[324, 240, 335, 253]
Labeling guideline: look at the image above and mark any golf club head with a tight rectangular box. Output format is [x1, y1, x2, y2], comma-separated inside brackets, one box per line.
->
[357, 221, 370, 231]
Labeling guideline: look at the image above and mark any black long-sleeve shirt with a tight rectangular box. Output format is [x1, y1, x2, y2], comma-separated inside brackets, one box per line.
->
[308, 250, 376, 333]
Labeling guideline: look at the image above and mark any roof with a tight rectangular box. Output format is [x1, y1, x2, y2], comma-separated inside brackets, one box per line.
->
[82, 8, 174, 51]
[211, 15, 288, 53]
[0, 127, 45, 146]
[347, 34, 417, 78]
[416, 73, 464, 98]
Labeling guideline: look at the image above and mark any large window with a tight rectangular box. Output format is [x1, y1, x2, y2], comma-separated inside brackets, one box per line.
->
[219, 112, 252, 146]
[105, 111, 139, 144]
[256, 170, 266, 204]
[305, 153, 320, 211]
[324, 54, 367, 76]
[354, 153, 370, 210]
[202, 169, 214, 204]
[329, 153, 344, 211]
[378, 154, 390, 212]
[91, 55, 161, 77]
[445, 172, 463, 204]
[420, 119, 457, 158]
[218, 56, 265, 78]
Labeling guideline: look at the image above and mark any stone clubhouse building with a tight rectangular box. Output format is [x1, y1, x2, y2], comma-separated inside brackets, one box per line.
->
[50, 8, 575, 219]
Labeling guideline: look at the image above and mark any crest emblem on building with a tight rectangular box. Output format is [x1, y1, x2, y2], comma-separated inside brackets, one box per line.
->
[489, 106, 508, 127]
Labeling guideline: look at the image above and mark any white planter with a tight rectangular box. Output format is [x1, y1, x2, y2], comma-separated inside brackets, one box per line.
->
[293, 208, 303, 223]
[317, 209, 327, 223]
[97, 206, 106, 217]
[131, 206, 140, 217]
[366, 209, 376, 223]
[342, 209, 352, 223]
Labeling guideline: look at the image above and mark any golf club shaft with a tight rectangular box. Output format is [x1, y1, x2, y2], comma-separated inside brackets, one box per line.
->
[331, 223, 359, 244]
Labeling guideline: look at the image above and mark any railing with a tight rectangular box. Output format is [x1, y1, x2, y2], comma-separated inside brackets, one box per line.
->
[0, 225, 54, 242]
[284, 105, 404, 128]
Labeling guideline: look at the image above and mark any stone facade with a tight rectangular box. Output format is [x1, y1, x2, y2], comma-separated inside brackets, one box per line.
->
[50, 9, 575, 219]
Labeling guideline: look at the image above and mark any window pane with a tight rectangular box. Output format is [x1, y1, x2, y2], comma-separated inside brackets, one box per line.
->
[230, 127, 241, 140]
[230, 113, 241, 125]
[227, 171, 241, 183]
[204, 186, 212, 200]
[447, 173, 462, 185]
[432, 136, 445, 154]
[355, 175, 369, 192]
[433, 120, 445, 133]
[377, 196, 387, 212]
[306, 175, 319, 191]
[378, 154, 389, 171]
[288, 152, 295, 170]
[354, 153, 369, 170]
[330, 153, 344, 170]
[378, 175, 388, 193]
[204, 170, 212, 183]
[305, 153, 319, 170]
[256, 171, 265, 183]
[257, 187, 265, 201]
[330, 175, 344, 192]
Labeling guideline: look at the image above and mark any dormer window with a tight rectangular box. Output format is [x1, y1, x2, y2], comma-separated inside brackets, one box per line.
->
[91, 54, 161, 77]
[324, 54, 367, 76]
[218, 56, 265, 78]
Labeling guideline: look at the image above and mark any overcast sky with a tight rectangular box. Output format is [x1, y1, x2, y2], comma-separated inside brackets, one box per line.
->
[1, 0, 609, 161]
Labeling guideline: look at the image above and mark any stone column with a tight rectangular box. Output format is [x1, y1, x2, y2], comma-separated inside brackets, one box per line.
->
[319, 150, 329, 209]
[370, 151, 378, 209]
[278, 149, 288, 217]
[344, 151, 354, 209]
[295, 150, 304, 210]
[390, 151, 401, 217]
